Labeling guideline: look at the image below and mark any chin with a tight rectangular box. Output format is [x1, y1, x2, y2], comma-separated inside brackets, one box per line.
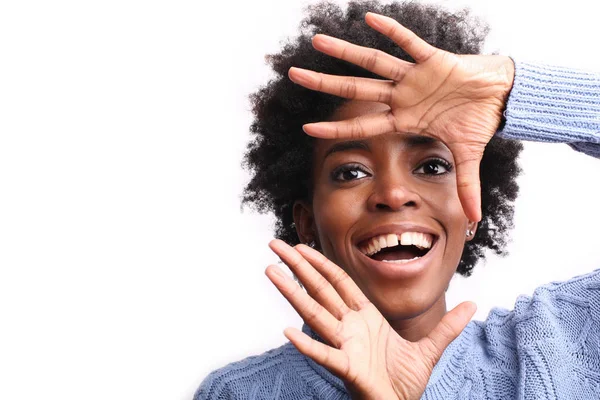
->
[368, 283, 445, 320]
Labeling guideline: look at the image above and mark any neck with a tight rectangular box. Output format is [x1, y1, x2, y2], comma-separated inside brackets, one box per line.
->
[388, 295, 447, 342]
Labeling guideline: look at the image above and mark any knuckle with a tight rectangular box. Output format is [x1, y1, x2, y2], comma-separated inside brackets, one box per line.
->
[437, 319, 457, 340]
[316, 73, 324, 91]
[420, 339, 443, 365]
[404, 34, 416, 49]
[455, 150, 483, 164]
[312, 275, 330, 296]
[349, 118, 361, 139]
[287, 253, 304, 270]
[305, 302, 323, 322]
[456, 178, 477, 188]
[330, 267, 350, 286]
[387, 24, 398, 39]
[334, 124, 342, 139]
[356, 296, 373, 309]
[341, 77, 357, 99]
[390, 64, 403, 81]
[339, 43, 349, 61]
[363, 50, 379, 71]
[385, 110, 397, 129]
[377, 85, 392, 104]
[355, 117, 366, 137]
[288, 282, 303, 298]
[337, 302, 351, 319]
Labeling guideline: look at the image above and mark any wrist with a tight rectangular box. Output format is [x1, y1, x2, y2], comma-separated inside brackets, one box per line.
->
[503, 56, 516, 93]
[497, 56, 515, 132]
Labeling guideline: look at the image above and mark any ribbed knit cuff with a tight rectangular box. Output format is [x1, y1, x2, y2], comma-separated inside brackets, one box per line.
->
[496, 61, 600, 145]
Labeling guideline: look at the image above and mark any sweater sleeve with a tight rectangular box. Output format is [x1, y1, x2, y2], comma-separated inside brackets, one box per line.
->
[496, 60, 600, 158]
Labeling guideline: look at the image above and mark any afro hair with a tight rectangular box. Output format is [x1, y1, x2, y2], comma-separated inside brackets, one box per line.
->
[242, 0, 522, 276]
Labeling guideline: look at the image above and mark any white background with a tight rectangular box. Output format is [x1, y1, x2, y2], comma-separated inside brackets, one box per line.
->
[1, 0, 600, 399]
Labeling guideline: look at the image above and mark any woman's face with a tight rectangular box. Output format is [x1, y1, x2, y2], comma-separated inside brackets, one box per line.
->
[294, 100, 477, 324]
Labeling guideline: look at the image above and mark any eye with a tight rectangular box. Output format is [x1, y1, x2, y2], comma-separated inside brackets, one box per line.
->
[331, 164, 370, 182]
[413, 158, 453, 176]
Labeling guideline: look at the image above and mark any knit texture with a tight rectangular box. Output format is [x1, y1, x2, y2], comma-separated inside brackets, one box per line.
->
[196, 61, 600, 399]
[497, 60, 600, 158]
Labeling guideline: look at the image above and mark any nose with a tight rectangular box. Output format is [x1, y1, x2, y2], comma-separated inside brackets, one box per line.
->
[367, 171, 420, 212]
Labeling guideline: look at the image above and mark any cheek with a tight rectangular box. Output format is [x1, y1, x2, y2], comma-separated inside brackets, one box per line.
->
[436, 194, 468, 262]
[313, 187, 364, 257]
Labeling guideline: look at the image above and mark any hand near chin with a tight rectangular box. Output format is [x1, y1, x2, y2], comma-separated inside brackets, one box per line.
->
[266, 239, 476, 400]
[288, 12, 515, 223]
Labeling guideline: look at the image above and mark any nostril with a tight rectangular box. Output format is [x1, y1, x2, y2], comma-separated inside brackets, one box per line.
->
[376, 200, 417, 210]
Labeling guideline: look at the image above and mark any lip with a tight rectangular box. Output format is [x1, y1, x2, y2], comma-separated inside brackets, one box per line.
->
[354, 223, 441, 280]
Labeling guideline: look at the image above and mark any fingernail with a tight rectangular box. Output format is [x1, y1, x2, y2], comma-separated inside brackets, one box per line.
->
[270, 266, 286, 281]
[302, 123, 320, 136]
[285, 327, 308, 344]
[289, 68, 312, 86]
[367, 12, 385, 30]
[313, 34, 334, 51]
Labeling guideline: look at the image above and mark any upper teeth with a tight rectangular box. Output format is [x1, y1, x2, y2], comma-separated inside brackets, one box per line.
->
[360, 232, 433, 256]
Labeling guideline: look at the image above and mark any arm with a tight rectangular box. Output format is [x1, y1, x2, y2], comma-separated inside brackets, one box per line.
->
[497, 61, 600, 158]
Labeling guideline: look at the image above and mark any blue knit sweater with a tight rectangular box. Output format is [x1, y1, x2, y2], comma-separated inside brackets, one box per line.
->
[196, 61, 600, 399]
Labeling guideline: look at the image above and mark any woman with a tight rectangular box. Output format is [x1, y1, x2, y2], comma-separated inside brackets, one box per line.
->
[198, 1, 600, 399]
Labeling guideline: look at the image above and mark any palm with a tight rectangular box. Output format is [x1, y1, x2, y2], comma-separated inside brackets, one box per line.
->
[266, 240, 476, 400]
[335, 304, 433, 399]
[288, 13, 514, 222]
[389, 53, 508, 146]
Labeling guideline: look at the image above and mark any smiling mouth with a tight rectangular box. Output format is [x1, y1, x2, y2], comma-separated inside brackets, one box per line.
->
[358, 232, 436, 264]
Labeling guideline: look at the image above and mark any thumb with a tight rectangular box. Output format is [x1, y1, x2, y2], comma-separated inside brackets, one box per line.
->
[453, 149, 483, 222]
[420, 301, 477, 364]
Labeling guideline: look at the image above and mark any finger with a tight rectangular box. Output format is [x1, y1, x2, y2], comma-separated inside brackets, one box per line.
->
[269, 239, 352, 320]
[303, 110, 396, 139]
[365, 12, 436, 64]
[311, 34, 412, 81]
[289, 67, 395, 103]
[452, 151, 483, 222]
[265, 264, 343, 347]
[283, 327, 350, 379]
[295, 244, 371, 311]
[419, 301, 476, 364]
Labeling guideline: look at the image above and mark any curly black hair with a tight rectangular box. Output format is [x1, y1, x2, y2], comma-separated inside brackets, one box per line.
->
[242, 0, 523, 277]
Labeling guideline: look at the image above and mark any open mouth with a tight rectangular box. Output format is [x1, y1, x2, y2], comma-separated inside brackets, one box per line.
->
[358, 232, 436, 264]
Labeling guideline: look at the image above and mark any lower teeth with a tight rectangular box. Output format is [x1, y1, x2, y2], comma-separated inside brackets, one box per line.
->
[382, 256, 421, 264]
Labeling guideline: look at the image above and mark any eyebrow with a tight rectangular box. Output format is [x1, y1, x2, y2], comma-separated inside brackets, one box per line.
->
[323, 135, 439, 159]
[324, 141, 370, 158]
[405, 135, 437, 146]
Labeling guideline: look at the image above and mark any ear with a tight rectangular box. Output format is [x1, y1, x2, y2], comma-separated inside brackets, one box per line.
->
[293, 200, 315, 244]
[465, 220, 478, 242]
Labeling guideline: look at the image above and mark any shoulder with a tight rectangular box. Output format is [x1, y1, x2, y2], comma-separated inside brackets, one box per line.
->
[502, 267, 600, 326]
[425, 269, 600, 399]
[194, 341, 322, 400]
[481, 268, 600, 347]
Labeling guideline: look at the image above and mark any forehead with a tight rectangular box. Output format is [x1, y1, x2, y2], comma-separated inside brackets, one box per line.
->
[330, 100, 392, 120]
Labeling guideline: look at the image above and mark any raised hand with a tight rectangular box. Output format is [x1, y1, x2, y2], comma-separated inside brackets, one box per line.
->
[266, 240, 476, 400]
[288, 12, 515, 223]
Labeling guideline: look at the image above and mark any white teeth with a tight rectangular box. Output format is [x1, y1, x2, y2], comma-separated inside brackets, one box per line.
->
[400, 232, 432, 250]
[368, 242, 376, 255]
[382, 256, 422, 264]
[360, 231, 433, 256]
[378, 236, 387, 250]
[386, 233, 398, 247]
